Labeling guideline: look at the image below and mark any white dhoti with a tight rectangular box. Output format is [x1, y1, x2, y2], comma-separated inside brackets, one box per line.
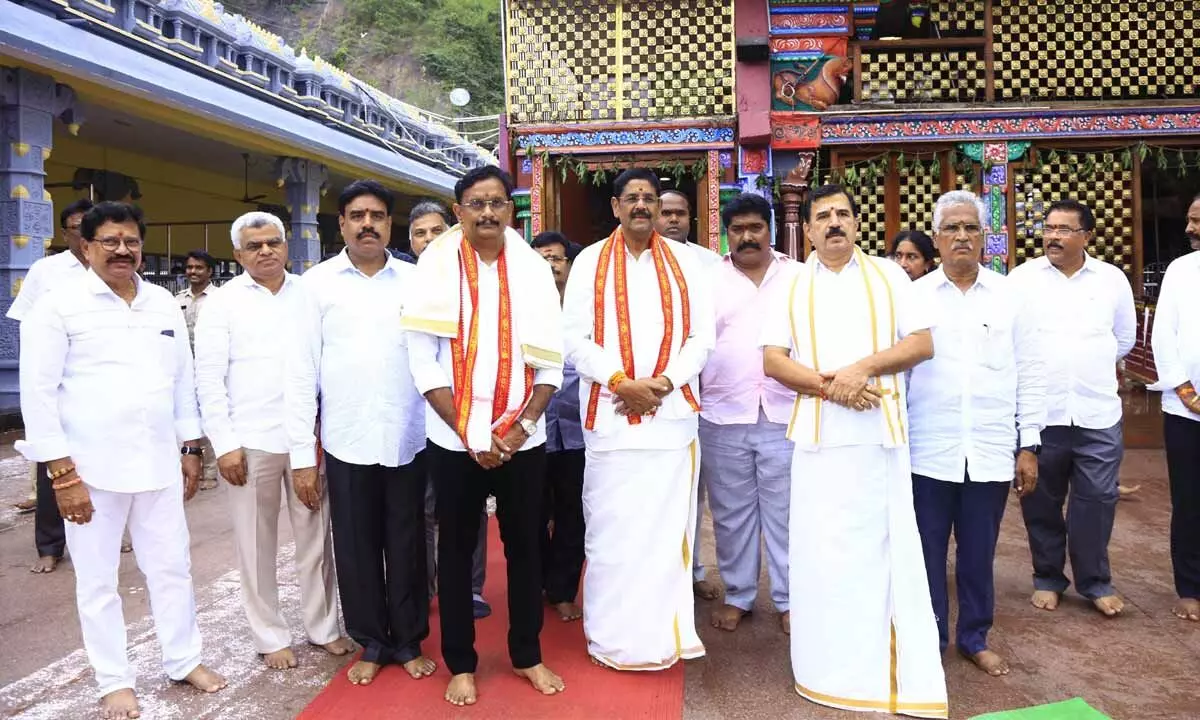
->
[582, 441, 705, 670]
[789, 445, 947, 719]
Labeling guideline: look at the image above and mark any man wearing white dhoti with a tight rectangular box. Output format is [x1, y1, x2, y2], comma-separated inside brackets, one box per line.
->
[761, 184, 946, 718]
[16, 202, 227, 719]
[563, 168, 715, 670]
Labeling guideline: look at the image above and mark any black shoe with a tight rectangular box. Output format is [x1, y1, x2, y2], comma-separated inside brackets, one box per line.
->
[473, 598, 492, 619]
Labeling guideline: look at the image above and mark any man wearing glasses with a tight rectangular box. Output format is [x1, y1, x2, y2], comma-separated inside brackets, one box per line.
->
[1008, 199, 1136, 618]
[8, 197, 92, 574]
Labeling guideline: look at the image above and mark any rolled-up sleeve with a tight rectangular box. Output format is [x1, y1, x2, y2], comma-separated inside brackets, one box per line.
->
[285, 284, 322, 469]
[15, 297, 70, 462]
[193, 292, 237, 458]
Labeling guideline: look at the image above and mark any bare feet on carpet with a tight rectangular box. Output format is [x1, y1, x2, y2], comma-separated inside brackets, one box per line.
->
[263, 648, 297, 670]
[553, 601, 583, 622]
[514, 664, 565, 696]
[100, 688, 140, 719]
[968, 649, 1010, 676]
[403, 656, 437, 679]
[693, 578, 720, 600]
[1030, 590, 1060, 611]
[1093, 595, 1124, 617]
[1118, 483, 1142, 499]
[317, 637, 355, 656]
[30, 555, 59, 573]
[347, 661, 382, 686]
[780, 610, 790, 635]
[1173, 597, 1200, 621]
[181, 664, 227, 693]
[711, 604, 748, 631]
[444, 673, 477, 706]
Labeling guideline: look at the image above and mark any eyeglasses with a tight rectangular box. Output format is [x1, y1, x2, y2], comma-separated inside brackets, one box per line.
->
[92, 237, 143, 252]
[461, 199, 511, 212]
[542, 255, 567, 264]
[619, 194, 659, 206]
[243, 238, 285, 253]
[1043, 225, 1084, 236]
[938, 223, 982, 235]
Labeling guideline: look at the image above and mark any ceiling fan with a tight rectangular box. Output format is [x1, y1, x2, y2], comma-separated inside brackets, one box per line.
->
[238, 153, 268, 204]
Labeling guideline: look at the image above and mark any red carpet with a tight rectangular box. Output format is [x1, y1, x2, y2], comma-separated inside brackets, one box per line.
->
[298, 517, 685, 719]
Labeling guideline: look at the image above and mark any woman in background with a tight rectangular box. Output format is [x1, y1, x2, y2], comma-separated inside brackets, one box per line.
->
[889, 229, 936, 280]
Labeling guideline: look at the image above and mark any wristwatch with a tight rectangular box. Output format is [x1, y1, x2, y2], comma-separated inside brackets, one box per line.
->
[518, 418, 538, 437]
[181, 445, 204, 457]
[1020, 445, 1041, 456]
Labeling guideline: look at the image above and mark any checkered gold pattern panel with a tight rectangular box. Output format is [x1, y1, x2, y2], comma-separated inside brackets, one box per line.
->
[1012, 158, 1135, 276]
[505, 0, 734, 124]
[930, 0, 985, 35]
[860, 48, 987, 104]
[994, 1, 1199, 101]
[899, 161, 941, 234]
[852, 180, 888, 256]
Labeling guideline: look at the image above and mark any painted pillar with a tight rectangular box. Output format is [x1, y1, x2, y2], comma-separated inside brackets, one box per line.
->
[717, 184, 741, 255]
[961, 141, 1029, 274]
[779, 151, 816, 259]
[277, 157, 328, 273]
[512, 189, 532, 242]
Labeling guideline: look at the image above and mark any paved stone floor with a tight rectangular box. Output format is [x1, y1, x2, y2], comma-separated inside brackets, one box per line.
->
[0, 389, 1196, 719]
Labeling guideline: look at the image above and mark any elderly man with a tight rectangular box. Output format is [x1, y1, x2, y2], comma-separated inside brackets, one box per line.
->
[17, 201, 226, 719]
[403, 166, 565, 705]
[564, 168, 714, 671]
[1149, 193, 1200, 622]
[195, 211, 353, 670]
[1008, 199, 1136, 618]
[285, 180, 433, 687]
[761, 184, 945, 717]
[8, 198, 92, 572]
[701, 193, 798, 635]
[409, 200, 452, 257]
[177, 249, 220, 488]
[909, 191, 1046, 677]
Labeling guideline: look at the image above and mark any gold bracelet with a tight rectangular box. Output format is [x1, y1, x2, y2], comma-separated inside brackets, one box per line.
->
[608, 371, 628, 393]
[52, 475, 82, 492]
[48, 464, 76, 481]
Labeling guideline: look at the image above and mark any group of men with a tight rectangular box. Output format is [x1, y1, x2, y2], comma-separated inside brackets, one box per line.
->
[12, 158, 1200, 720]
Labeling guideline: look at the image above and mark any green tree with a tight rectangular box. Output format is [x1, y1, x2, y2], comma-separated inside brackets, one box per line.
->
[419, 0, 505, 115]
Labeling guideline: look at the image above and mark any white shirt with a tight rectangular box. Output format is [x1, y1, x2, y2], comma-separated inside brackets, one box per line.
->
[1149, 251, 1200, 423]
[406, 250, 562, 453]
[194, 272, 303, 458]
[908, 267, 1047, 483]
[284, 251, 426, 469]
[759, 253, 931, 448]
[1007, 255, 1136, 429]
[15, 270, 202, 493]
[564, 238, 716, 452]
[681, 240, 723, 269]
[6, 250, 87, 322]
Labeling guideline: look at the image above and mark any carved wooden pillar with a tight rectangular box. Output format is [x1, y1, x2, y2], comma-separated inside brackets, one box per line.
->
[779, 152, 816, 259]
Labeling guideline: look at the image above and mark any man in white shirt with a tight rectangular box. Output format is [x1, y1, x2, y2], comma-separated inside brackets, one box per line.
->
[195, 212, 352, 670]
[1148, 193, 1200, 623]
[17, 201, 226, 719]
[655, 188, 721, 600]
[403, 167, 566, 706]
[1008, 199, 1136, 618]
[761, 184, 945, 718]
[8, 197, 92, 573]
[564, 168, 715, 671]
[177, 250, 220, 489]
[285, 180, 433, 687]
[909, 191, 1046, 677]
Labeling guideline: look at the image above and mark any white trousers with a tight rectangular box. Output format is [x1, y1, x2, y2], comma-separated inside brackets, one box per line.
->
[699, 410, 791, 612]
[64, 482, 202, 697]
[227, 449, 339, 654]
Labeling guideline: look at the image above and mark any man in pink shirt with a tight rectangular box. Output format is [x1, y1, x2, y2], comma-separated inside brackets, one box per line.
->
[700, 193, 799, 634]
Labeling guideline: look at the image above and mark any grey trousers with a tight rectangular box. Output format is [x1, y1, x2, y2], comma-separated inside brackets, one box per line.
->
[425, 476, 487, 599]
[1020, 422, 1123, 599]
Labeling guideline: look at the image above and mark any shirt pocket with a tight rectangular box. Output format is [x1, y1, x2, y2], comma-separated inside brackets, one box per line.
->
[981, 320, 1015, 371]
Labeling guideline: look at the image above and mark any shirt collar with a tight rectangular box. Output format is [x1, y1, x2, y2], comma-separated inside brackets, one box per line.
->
[930, 264, 998, 291]
[230, 271, 298, 292]
[812, 250, 860, 274]
[85, 267, 145, 301]
[722, 250, 792, 279]
[330, 248, 401, 277]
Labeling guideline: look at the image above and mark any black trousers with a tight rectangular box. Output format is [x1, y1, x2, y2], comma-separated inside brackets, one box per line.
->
[428, 442, 546, 675]
[34, 462, 66, 559]
[1164, 413, 1200, 600]
[326, 451, 429, 665]
[541, 449, 586, 604]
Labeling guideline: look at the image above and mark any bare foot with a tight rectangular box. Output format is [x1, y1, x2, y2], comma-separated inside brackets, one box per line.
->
[1093, 595, 1124, 617]
[180, 664, 227, 693]
[710, 604, 748, 631]
[317, 637, 355, 656]
[968, 649, 1010, 676]
[553, 601, 583, 622]
[263, 648, 297, 670]
[13, 498, 36, 514]
[1118, 484, 1142, 499]
[693, 578, 720, 600]
[100, 688, 140, 719]
[1172, 597, 1200, 621]
[444, 673, 477, 706]
[403, 656, 437, 679]
[30, 555, 59, 574]
[514, 663, 565, 695]
[347, 660, 382, 686]
[780, 610, 790, 635]
[1030, 590, 1060, 611]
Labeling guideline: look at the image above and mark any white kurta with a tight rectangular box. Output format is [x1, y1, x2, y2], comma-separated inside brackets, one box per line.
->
[760, 251, 948, 718]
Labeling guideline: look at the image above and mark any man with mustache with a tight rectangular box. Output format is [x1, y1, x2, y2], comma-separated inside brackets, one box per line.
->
[177, 250, 220, 489]
[1148, 192, 1200, 622]
[1007, 199, 1135, 619]
[16, 201, 227, 718]
[761, 184, 945, 717]
[403, 166, 566, 705]
[194, 211, 352, 670]
[285, 180, 434, 686]
[908, 191, 1046, 677]
[564, 167, 715, 670]
[700, 193, 799, 636]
